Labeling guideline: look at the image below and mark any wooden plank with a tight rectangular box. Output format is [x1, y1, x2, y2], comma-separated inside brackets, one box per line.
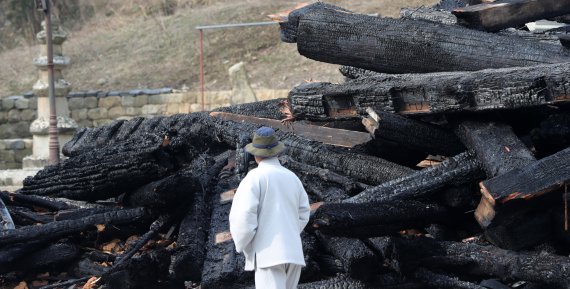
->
[209, 111, 371, 148]
[453, 0, 570, 32]
[480, 146, 570, 206]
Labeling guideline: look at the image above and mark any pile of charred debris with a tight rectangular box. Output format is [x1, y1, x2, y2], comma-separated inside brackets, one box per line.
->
[2, 0, 570, 288]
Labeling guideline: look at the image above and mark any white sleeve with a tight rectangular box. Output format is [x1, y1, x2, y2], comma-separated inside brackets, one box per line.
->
[229, 174, 260, 253]
[298, 181, 310, 233]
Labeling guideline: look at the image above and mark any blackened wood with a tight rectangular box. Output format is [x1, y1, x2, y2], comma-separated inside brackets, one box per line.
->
[298, 274, 369, 289]
[433, 0, 472, 10]
[480, 146, 570, 206]
[455, 121, 535, 178]
[8, 206, 53, 225]
[0, 197, 14, 229]
[72, 258, 108, 278]
[288, 62, 570, 120]
[20, 134, 190, 201]
[280, 155, 369, 196]
[101, 247, 171, 289]
[345, 151, 483, 204]
[54, 207, 119, 221]
[210, 111, 372, 148]
[365, 108, 464, 156]
[530, 112, 570, 158]
[101, 215, 171, 282]
[400, 7, 458, 25]
[170, 152, 229, 283]
[312, 200, 447, 238]
[122, 168, 200, 209]
[281, 3, 570, 74]
[316, 233, 378, 280]
[13, 242, 80, 272]
[39, 277, 91, 289]
[299, 231, 323, 283]
[412, 268, 486, 289]
[0, 239, 50, 273]
[339, 66, 385, 80]
[212, 98, 286, 120]
[452, 0, 570, 32]
[0, 191, 77, 211]
[378, 236, 570, 288]
[0, 207, 149, 246]
[201, 175, 252, 289]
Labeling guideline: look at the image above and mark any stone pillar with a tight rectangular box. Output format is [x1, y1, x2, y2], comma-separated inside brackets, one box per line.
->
[228, 62, 257, 105]
[22, 16, 77, 169]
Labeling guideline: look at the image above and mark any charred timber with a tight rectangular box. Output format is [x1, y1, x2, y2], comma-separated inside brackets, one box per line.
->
[212, 98, 286, 120]
[400, 7, 458, 25]
[170, 152, 229, 283]
[0, 207, 149, 246]
[385, 236, 570, 289]
[364, 108, 464, 156]
[279, 3, 570, 74]
[288, 62, 570, 120]
[530, 112, 570, 158]
[20, 134, 190, 201]
[345, 151, 483, 204]
[480, 146, 570, 207]
[316, 233, 378, 280]
[412, 268, 487, 289]
[452, 0, 570, 32]
[312, 200, 447, 238]
[455, 121, 536, 178]
[0, 191, 77, 211]
[10, 242, 80, 273]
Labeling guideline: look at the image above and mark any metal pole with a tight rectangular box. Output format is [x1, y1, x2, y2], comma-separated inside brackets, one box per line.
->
[45, 1, 60, 165]
[199, 29, 205, 111]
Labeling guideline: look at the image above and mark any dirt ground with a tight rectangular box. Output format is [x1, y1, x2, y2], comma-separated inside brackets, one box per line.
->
[0, 0, 439, 96]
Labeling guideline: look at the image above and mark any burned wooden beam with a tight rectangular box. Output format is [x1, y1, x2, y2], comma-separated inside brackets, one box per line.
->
[311, 200, 447, 238]
[0, 191, 77, 211]
[452, 0, 570, 32]
[20, 133, 195, 201]
[400, 7, 458, 25]
[345, 151, 484, 204]
[412, 268, 487, 289]
[315, 233, 378, 281]
[480, 146, 570, 207]
[288, 62, 570, 120]
[212, 98, 287, 120]
[364, 107, 464, 157]
[384, 236, 570, 288]
[210, 111, 372, 148]
[170, 152, 229, 284]
[100, 247, 171, 289]
[280, 3, 570, 74]
[10, 242, 80, 273]
[530, 112, 570, 158]
[455, 121, 536, 178]
[0, 207, 150, 246]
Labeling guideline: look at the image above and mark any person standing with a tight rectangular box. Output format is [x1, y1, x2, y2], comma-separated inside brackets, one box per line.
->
[229, 126, 310, 289]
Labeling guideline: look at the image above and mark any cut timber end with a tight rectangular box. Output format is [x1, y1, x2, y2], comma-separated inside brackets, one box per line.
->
[554, 95, 570, 102]
[220, 189, 236, 204]
[474, 197, 496, 228]
[479, 182, 496, 206]
[398, 102, 430, 114]
[310, 202, 324, 213]
[361, 117, 378, 135]
[215, 231, 232, 244]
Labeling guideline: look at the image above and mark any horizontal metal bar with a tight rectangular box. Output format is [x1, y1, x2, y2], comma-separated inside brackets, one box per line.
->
[196, 21, 278, 30]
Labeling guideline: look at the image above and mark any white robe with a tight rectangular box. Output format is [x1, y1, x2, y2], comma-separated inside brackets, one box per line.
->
[229, 157, 310, 271]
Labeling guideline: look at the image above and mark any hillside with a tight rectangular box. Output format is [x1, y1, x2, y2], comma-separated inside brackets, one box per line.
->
[0, 0, 438, 97]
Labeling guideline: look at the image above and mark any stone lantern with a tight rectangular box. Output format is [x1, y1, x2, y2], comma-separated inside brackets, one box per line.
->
[22, 16, 77, 168]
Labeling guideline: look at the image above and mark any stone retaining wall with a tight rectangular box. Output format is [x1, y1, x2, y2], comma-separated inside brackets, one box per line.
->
[0, 88, 288, 169]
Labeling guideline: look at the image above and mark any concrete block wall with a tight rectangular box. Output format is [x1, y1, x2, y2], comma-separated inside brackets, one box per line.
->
[0, 88, 288, 169]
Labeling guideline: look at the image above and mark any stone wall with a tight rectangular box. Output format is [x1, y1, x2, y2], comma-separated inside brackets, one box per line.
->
[0, 88, 288, 169]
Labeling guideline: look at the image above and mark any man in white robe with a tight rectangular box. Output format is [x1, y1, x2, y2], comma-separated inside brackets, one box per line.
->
[229, 126, 310, 289]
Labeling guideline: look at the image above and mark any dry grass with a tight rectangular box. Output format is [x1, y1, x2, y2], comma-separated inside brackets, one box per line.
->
[0, 0, 438, 96]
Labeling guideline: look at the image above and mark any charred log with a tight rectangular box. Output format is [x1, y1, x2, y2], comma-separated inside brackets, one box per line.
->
[412, 268, 486, 289]
[385, 236, 570, 289]
[54, 207, 119, 221]
[400, 7, 458, 25]
[0, 207, 150, 246]
[0, 239, 51, 273]
[280, 3, 570, 74]
[345, 151, 483, 204]
[8, 206, 53, 225]
[0, 191, 77, 211]
[170, 152, 229, 283]
[452, 0, 570, 32]
[212, 98, 287, 120]
[20, 134, 192, 201]
[101, 247, 171, 289]
[288, 62, 570, 121]
[365, 108, 464, 157]
[316, 233, 378, 281]
[530, 112, 570, 158]
[11, 242, 80, 273]
[298, 273, 369, 289]
[455, 121, 536, 177]
[312, 200, 447, 238]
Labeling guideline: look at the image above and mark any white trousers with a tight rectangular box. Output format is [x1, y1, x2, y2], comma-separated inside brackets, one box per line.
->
[254, 263, 303, 289]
